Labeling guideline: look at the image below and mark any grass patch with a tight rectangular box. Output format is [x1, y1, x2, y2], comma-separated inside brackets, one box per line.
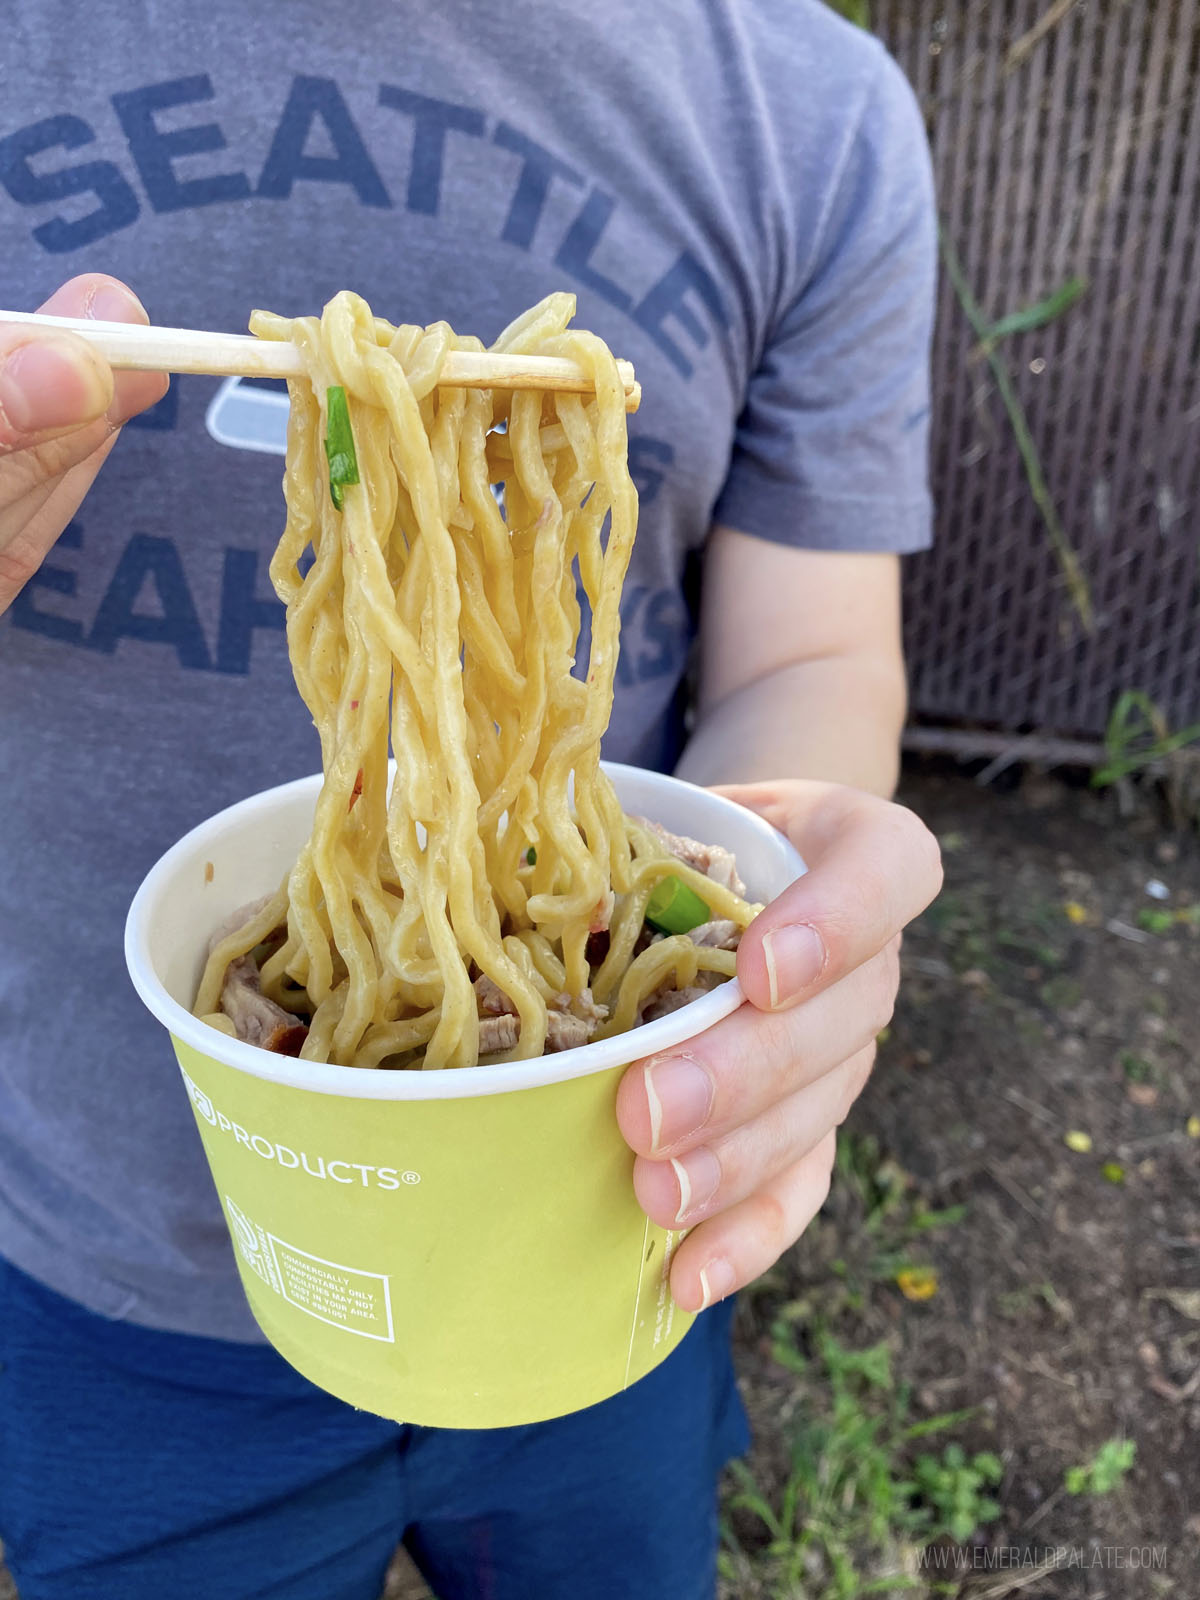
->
[720, 1328, 1002, 1598]
[832, 1134, 968, 1291]
[720, 1135, 987, 1596]
[995, 1281, 1072, 1325]
[1039, 975, 1083, 1012]
[1120, 1051, 1156, 1084]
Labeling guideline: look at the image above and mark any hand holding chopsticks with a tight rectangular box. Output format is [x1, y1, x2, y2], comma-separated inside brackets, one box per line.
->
[0, 310, 642, 412]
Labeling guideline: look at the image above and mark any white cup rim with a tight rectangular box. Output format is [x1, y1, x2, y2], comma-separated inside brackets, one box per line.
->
[124, 762, 805, 1101]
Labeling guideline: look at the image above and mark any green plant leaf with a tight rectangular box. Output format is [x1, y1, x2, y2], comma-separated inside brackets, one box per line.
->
[323, 385, 359, 510]
[1065, 1436, 1136, 1496]
[902, 1406, 980, 1442]
[1093, 720, 1200, 786]
[909, 1203, 969, 1233]
[939, 230, 1093, 631]
[981, 276, 1087, 346]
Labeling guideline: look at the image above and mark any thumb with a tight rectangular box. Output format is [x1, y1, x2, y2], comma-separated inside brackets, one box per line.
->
[727, 783, 941, 1013]
[0, 274, 167, 453]
[0, 329, 113, 451]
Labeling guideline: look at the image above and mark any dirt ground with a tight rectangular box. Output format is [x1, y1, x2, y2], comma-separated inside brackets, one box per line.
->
[3, 764, 1196, 1598]
[720, 760, 1200, 1599]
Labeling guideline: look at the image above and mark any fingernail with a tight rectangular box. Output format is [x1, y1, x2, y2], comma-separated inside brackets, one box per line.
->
[670, 1148, 721, 1225]
[761, 923, 825, 1009]
[698, 1258, 736, 1310]
[0, 338, 111, 434]
[644, 1054, 715, 1153]
[87, 282, 149, 325]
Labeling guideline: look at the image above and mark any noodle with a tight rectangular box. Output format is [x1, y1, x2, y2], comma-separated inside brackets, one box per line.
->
[194, 291, 759, 1069]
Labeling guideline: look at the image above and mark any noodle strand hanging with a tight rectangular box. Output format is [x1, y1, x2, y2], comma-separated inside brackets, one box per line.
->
[194, 292, 759, 1069]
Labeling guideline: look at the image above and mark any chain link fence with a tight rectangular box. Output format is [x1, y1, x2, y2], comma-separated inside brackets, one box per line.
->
[875, 0, 1200, 743]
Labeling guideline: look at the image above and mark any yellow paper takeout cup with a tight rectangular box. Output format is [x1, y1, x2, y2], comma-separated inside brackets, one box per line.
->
[125, 762, 805, 1429]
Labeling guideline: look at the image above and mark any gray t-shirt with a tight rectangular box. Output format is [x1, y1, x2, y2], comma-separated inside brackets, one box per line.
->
[1, 0, 934, 1339]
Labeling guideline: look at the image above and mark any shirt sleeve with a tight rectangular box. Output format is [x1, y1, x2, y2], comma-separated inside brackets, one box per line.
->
[711, 43, 936, 553]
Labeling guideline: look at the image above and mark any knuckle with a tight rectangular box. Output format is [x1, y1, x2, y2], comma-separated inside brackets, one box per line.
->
[0, 542, 40, 600]
[885, 940, 902, 988]
[836, 1087, 857, 1129]
[38, 272, 129, 316]
[43, 273, 103, 307]
[0, 399, 35, 459]
[837, 1046, 875, 1124]
[864, 952, 898, 1038]
[745, 1186, 790, 1253]
[909, 815, 945, 892]
[762, 1003, 804, 1070]
[856, 1042, 877, 1093]
[710, 1108, 780, 1205]
[814, 1143, 836, 1208]
[818, 892, 874, 972]
[868, 973, 897, 1038]
[887, 802, 943, 880]
[835, 1076, 856, 1127]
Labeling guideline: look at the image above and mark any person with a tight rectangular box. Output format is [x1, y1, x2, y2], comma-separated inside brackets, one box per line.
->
[0, 1, 943, 1595]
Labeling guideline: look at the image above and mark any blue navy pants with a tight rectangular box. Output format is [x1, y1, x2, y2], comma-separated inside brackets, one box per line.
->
[0, 1259, 748, 1599]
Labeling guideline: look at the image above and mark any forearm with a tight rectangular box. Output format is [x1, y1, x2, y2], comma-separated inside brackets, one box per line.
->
[674, 651, 907, 798]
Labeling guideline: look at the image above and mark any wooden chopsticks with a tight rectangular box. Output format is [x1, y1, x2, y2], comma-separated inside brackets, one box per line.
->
[0, 311, 641, 412]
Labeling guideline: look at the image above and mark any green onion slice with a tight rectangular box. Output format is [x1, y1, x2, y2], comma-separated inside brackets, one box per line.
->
[324, 385, 359, 511]
[644, 875, 710, 935]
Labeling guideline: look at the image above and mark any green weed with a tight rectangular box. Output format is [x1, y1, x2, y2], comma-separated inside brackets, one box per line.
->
[830, 1133, 967, 1293]
[720, 1329, 1000, 1598]
[1065, 1437, 1136, 1496]
[939, 232, 1093, 630]
[907, 1445, 1004, 1543]
[996, 1281, 1071, 1324]
[1038, 975, 1083, 1012]
[1092, 692, 1200, 788]
[1137, 905, 1200, 936]
[995, 929, 1062, 968]
[1120, 1051, 1154, 1082]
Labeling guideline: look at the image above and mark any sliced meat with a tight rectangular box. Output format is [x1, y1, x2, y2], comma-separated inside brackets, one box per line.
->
[638, 968, 725, 1025]
[542, 987, 607, 1051]
[641, 982, 715, 1024]
[686, 918, 741, 950]
[552, 987, 608, 1024]
[544, 1011, 595, 1051]
[262, 1022, 309, 1057]
[474, 981, 607, 1055]
[220, 955, 308, 1055]
[207, 893, 276, 956]
[478, 1013, 521, 1054]
[474, 973, 516, 1016]
[641, 820, 746, 899]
